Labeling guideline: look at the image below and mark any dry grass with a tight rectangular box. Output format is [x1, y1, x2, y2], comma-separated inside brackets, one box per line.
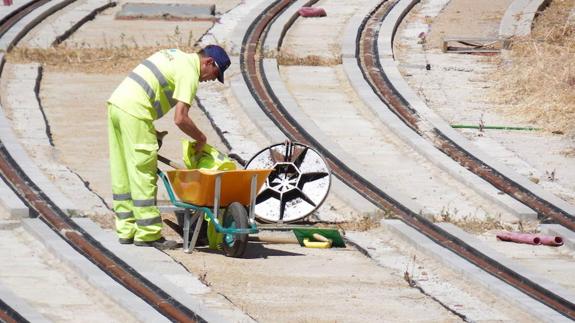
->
[491, 0, 575, 137]
[336, 209, 394, 232]
[6, 27, 199, 73]
[444, 215, 513, 234]
[433, 209, 541, 234]
[6, 45, 198, 74]
[277, 51, 342, 66]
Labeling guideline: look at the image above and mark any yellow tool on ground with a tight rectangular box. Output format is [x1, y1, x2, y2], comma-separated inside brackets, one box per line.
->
[303, 233, 333, 248]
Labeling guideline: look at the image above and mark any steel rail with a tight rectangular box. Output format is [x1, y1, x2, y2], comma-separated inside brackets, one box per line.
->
[358, 0, 575, 231]
[0, 3, 204, 322]
[240, 0, 575, 319]
[0, 298, 29, 323]
[0, 0, 50, 37]
[0, 144, 204, 322]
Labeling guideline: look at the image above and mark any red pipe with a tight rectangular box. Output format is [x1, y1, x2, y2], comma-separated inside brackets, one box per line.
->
[538, 235, 564, 247]
[497, 232, 540, 245]
[298, 7, 326, 17]
[497, 232, 564, 246]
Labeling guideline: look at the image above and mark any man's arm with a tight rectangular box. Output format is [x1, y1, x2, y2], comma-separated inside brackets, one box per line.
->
[174, 101, 206, 153]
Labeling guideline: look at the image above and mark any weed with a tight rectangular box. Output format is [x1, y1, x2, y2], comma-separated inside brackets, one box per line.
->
[198, 260, 211, 287]
[336, 209, 391, 231]
[7, 31, 199, 74]
[277, 51, 342, 66]
[403, 255, 417, 287]
[545, 169, 556, 181]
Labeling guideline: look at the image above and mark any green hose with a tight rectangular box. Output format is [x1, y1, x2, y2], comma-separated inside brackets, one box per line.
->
[450, 124, 541, 131]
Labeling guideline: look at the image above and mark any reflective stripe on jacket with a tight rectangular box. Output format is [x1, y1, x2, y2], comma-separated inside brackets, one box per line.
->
[107, 49, 200, 121]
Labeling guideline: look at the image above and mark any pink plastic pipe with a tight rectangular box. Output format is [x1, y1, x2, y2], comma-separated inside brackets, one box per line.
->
[496, 232, 564, 247]
[497, 232, 540, 245]
[538, 235, 564, 247]
[298, 7, 327, 17]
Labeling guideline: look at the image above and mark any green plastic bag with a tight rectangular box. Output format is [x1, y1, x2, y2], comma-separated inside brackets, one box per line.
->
[182, 140, 237, 171]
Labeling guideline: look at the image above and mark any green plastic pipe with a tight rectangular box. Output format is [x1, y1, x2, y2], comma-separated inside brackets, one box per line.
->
[450, 124, 541, 131]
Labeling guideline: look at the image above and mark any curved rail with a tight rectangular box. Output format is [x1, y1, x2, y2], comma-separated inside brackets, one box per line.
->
[0, 3, 204, 322]
[0, 0, 49, 36]
[0, 129, 205, 323]
[240, 0, 574, 319]
[0, 298, 28, 323]
[358, 0, 575, 231]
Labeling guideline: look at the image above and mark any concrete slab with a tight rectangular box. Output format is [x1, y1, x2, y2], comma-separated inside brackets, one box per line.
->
[0, 0, 75, 51]
[540, 224, 575, 250]
[263, 60, 384, 216]
[1, 219, 140, 322]
[0, 103, 77, 214]
[22, 0, 116, 48]
[386, 0, 575, 218]
[0, 177, 28, 218]
[438, 222, 575, 305]
[1, 63, 111, 215]
[116, 3, 215, 21]
[383, 219, 572, 322]
[0, 281, 50, 322]
[72, 217, 255, 322]
[0, 0, 34, 21]
[338, 0, 537, 221]
[345, 229, 535, 322]
[21, 218, 169, 323]
[500, 0, 551, 38]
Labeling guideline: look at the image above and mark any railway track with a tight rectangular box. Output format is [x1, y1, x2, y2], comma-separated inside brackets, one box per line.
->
[240, 0, 574, 319]
[357, 0, 575, 232]
[0, 0, 573, 320]
[0, 110, 204, 322]
[0, 298, 27, 323]
[0, 1, 205, 321]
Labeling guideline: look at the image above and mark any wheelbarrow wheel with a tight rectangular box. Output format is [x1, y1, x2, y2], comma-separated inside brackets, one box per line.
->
[222, 202, 249, 258]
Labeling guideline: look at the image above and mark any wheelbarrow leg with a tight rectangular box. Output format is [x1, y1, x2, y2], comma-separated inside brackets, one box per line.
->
[183, 209, 204, 253]
[183, 209, 191, 253]
[189, 210, 204, 253]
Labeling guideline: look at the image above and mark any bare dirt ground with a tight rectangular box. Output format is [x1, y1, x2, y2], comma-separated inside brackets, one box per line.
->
[167, 241, 460, 322]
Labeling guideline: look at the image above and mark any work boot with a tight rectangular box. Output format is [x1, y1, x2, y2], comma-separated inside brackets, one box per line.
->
[118, 237, 134, 244]
[134, 237, 178, 250]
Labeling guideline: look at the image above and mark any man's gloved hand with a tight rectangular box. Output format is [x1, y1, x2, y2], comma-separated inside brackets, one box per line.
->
[193, 133, 207, 155]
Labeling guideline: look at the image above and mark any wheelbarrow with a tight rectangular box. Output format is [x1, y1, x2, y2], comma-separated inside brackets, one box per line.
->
[156, 133, 344, 256]
[158, 167, 272, 257]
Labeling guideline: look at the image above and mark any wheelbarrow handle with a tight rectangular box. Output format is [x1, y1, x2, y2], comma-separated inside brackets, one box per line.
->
[158, 154, 185, 169]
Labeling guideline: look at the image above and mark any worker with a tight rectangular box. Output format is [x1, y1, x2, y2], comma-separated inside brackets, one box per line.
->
[106, 45, 230, 249]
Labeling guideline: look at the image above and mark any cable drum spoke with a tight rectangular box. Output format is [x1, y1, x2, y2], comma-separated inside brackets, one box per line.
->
[246, 142, 331, 223]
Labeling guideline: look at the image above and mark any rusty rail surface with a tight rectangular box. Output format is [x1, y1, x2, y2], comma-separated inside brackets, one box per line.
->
[0, 0, 49, 37]
[240, 0, 574, 319]
[358, 0, 575, 231]
[0, 3, 204, 322]
[0, 144, 204, 322]
[0, 298, 28, 323]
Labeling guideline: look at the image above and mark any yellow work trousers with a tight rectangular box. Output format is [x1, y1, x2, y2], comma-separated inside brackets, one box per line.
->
[107, 103, 162, 242]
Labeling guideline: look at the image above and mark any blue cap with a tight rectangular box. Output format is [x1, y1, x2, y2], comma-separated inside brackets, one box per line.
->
[203, 45, 230, 83]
